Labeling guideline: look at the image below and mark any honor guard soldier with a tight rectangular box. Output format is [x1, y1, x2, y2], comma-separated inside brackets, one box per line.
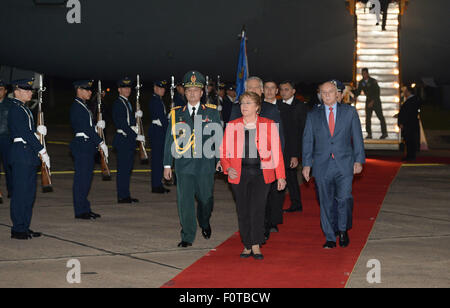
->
[0, 80, 14, 201]
[163, 71, 221, 247]
[149, 80, 170, 194]
[173, 82, 187, 107]
[112, 77, 142, 203]
[8, 79, 50, 239]
[70, 80, 108, 220]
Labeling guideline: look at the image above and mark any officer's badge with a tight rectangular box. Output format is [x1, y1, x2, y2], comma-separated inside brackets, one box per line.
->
[88, 81, 93, 87]
[27, 81, 33, 86]
[191, 74, 197, 84]
[124, 80, 131, 85]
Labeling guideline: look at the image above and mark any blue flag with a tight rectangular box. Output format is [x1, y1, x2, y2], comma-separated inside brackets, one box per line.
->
[235, 30, 249, 102]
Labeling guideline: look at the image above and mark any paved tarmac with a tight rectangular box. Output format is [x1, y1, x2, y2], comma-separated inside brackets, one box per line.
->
[0, 126, 449, 288]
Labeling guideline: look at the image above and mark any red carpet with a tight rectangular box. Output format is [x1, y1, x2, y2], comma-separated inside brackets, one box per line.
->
[162, 159, 401, 288]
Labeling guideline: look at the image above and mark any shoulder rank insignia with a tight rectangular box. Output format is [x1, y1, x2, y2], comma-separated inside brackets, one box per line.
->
[205, 103, 217, 110]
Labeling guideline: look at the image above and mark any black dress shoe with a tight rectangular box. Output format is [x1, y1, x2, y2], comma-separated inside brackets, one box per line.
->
[365, 135, 372, 140]
[338, 231, 350, 248]
[28, 230, 42, 238]
[252, 253, 264, 260]
[75, 213, 94, 220]
[283, 206, 302, 213]
[89, 212, 101, 219]
[118, 197, 139, 203]
[177, 241, 192, 248]
[270, 226, 279, 233]
[152, 187, 170, 194]
[11, 231, 30, 240]
[380, 134, 388, 140]
[201, 226, 212, 239]
[240, 251, 253, 258]
[323, 241, 336, 249]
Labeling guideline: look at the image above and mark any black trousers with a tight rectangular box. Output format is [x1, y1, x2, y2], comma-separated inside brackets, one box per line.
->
[366, 102, 387, 136]
[232, 167, 271, 249]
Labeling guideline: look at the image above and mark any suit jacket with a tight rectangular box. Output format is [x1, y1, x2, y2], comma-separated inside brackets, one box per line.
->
[163, 103, 221, 175]
[112, 96, 137, 150]
[302, 103, 365, 178]
[229, 101, 285, 150]
[70, 98, 103, 155]
[398, 95, 421, 139]
[220, 116, 285, 185]
[8, 99, 44, 166]
[221, 95, 234, 124]
[276, 98, 307, 159]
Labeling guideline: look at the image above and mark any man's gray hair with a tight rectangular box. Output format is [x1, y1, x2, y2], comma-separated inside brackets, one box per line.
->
[245, 76, 264, 90]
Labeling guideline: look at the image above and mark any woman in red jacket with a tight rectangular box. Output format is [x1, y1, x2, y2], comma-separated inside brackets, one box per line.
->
[220, 91, 286, 260]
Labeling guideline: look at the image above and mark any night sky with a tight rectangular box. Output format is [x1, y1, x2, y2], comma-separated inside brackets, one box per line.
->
[1, 0, 449, 84]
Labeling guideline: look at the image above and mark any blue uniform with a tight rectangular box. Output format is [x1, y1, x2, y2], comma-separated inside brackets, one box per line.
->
[0, 97, 14, 196]
[8, 98, 44, 233]
[112, 96, 137, 200]
[70, 97, 102, 217]
[148, 94, 168, 188]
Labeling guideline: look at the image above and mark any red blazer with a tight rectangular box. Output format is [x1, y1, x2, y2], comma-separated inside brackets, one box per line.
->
[220, 116, 286, 184]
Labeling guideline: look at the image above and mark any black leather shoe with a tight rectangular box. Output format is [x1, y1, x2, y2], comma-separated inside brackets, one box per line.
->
[253, 253, 264, 260]
[11, 231, 30, 240]
[28, 229, 42, 238]
[365, 135, 372, 140]
[75, 213, 94, 220]
[89, 212, 101, 219]
[380, 134, 388, 140]
[323, 241, 336, 249]
[240, 251, 253, 258]
[177, 241, 192, 248]
[202, 226, 212, 239]
[338, 231, 350, 248]
[118, 197, 139, 203]
[283, 206, 302, 213]
[152, 187, 170, 194]
[270, 226, 279, 233]
[264, 230, 270, 242]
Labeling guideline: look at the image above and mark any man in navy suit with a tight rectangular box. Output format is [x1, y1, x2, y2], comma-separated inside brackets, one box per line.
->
[112, 77, 143, 203]
[302, 81, 365, 249]
[148, 80, 170, 194]
[8, 79, 50, 239]
[70, 80, 108, 220]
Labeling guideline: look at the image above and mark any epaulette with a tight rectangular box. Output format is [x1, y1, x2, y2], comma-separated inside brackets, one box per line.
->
[205, 103, 217, 110]
[171, 106, 182, 111]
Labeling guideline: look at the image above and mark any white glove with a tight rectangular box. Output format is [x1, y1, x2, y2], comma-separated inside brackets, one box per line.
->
[131, 126, 139, 134]
[136, 135, 145, 143]
[135, 110, 143, 118]
[99, 142, 109, 160]
[153, 119, 162, 127]
[96, 120, 106, 129]
[37, 125, 47, 136]
[39, 150, 50, 169]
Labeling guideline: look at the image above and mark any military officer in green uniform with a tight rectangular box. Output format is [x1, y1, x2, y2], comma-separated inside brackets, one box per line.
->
[163, 71, 222, 248]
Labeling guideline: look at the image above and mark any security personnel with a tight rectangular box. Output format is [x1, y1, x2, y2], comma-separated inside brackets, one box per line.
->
[149, 80, 170, 194]
[112, 77, 143, 203]
[70, 80, 108, 220]
[0, 80, 14, 201]
[163, 71, 221, 247]
[353, 68, 388, 139]
[173, 82, 186, 107]
[8, 79, 50, 240]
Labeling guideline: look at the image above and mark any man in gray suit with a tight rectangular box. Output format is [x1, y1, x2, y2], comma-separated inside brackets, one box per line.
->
[302, 81, 365, 249]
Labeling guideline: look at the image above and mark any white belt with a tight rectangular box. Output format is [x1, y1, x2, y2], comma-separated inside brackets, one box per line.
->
[117, 129, 127, 136]
[75, 133, 89, 139]
[152, 119, 163, 127]
[14, 138, 27, 144]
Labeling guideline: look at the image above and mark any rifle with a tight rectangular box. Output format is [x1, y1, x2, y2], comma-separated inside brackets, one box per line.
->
[205, 75, 211, 105]
[37, 74, 53, 193]
[135, 74, 149, 164]
[170, 76, 175, 109]
[96, 80, 111, 181]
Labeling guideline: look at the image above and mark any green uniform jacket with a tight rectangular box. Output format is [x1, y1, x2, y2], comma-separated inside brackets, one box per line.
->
[354, 77, 381, 104]
[163, 103, 221, 175]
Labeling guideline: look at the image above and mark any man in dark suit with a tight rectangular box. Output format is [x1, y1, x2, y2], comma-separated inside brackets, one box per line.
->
[221, 84, 236, 125]
[398, 85, 421, 161]
[302, 81, 365, 249]
[229, 77, 285, 149]
[278, 81, 307, 214]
